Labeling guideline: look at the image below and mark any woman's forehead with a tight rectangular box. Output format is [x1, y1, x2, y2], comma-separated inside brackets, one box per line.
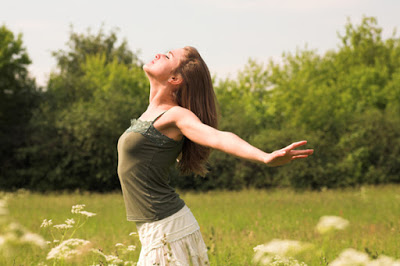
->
[171, 48, 185, 54]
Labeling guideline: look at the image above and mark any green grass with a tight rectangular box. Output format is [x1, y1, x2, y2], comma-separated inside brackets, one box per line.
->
[2, 185, 400, 265]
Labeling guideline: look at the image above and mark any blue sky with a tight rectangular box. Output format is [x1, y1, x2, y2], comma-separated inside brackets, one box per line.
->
[2, 0, 400, 86]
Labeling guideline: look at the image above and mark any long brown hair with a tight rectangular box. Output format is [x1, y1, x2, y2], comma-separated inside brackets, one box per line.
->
[174, 47, 218, 176]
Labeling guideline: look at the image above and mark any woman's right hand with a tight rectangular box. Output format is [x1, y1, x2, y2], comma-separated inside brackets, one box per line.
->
[264, 141, 314, 167]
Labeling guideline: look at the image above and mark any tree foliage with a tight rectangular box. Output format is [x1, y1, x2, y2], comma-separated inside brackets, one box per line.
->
[2, 17, 400, 191]
[205, 16, 400, 190]
[0, 25, 38, 188]
[15, 27, 148, 191]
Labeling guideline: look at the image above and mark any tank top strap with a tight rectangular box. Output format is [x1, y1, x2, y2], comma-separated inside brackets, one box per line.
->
[152, 110, 168, 124]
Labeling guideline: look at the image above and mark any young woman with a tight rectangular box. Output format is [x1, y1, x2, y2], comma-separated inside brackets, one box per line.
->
[117, 46, 314, 265]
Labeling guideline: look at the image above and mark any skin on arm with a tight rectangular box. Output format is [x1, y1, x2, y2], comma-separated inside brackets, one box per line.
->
[169, 107, 314, 167]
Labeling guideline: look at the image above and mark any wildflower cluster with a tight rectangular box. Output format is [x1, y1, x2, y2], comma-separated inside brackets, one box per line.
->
[330, 248, 400, 266]
[253, 239, 310, 265]
[315, 216, 350, 234]
[40, 219, 53, 228]
[253, 215, 400, 265]
[40, 204, 97, 262]
[46, 238, 91, 260]
[0, 194, 47, 259]
[90, 232, 139, 265]
[39, 203, 139, 265]
[71, 204, 86, 214]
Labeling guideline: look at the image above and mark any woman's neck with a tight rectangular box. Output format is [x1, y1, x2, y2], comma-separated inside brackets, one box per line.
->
[147, 80, 177, 112]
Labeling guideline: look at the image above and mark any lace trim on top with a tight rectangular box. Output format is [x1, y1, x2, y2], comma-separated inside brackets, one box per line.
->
[125, 119, 183, 146]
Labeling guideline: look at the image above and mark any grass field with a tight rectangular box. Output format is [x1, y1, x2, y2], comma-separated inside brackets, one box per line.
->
[1, 185, 400, 265]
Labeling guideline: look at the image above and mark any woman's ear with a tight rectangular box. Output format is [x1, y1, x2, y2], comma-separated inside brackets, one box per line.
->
[168, 74, 183, 86]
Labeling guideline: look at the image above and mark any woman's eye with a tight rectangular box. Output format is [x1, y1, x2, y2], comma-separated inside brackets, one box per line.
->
[165, 54, 169, 59]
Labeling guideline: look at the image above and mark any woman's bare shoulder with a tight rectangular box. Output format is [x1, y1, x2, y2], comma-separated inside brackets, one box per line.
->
[167, 106, 200, 125]
[168, 106, 195, 118]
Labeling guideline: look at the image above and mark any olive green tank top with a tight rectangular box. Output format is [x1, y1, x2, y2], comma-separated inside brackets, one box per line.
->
[117, 111, 185, 222]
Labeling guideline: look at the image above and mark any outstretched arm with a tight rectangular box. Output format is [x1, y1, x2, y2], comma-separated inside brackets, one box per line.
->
[172, 107, 313, 167]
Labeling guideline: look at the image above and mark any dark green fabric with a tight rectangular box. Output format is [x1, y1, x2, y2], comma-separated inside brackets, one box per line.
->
[117, 113, 185, 222]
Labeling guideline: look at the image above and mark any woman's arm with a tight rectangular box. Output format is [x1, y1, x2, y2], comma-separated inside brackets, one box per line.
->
[171, 107, 313, 167]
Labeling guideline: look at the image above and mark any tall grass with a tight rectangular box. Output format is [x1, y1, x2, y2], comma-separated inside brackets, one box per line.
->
[3, 185, 400, 265]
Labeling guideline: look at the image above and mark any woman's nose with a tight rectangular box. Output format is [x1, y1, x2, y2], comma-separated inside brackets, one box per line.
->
[155, 54, 161, 59]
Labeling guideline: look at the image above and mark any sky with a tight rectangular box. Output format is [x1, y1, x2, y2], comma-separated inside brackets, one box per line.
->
[2, 0, 400, 86]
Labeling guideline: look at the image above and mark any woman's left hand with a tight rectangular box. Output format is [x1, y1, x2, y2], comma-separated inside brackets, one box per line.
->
[265, 141, 314, 167]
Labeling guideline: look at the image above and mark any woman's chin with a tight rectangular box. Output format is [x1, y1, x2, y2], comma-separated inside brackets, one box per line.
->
[142, 66, 156, 79]
[143, 64, 151, 72]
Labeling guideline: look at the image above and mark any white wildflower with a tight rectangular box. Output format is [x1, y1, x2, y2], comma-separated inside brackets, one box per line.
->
[91, 248, 105, 257]
[253, 239, 311, 265]
[330, 248, 370, 266]
[367, 255, 400, 266]
[41, 219, 53, 228]
[316, 216, 349, 234]
[46, 238, 90, 260]
[53, 239, 60, 243]
[4, 232, 17, 242]
[80, 211, 96, 217]
[46, 241, 52, 245]
[127, 245, 136, 251]
[254, 239, 311, 257]
[65, 218, 75, 225]
[124, 261, 136, 265]
[105, 254, 123, 264]
[71, 204, 86, 214]
[115, 243, 124, 247]
[8, 222, 24, 232]
[129, 232, 137, 236]
[20, 232, 47, 248]
[258, 254, 307, 266]
[53, 224, 73, 230]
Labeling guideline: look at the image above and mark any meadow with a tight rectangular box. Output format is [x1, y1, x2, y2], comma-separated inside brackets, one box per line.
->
[1, 185, 400, 265]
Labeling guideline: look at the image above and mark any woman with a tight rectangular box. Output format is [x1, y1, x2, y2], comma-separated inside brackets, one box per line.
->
[117, 46, 313, 265]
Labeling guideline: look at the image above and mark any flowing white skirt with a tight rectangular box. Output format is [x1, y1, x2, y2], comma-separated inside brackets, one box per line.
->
[136, 205, 209, 266]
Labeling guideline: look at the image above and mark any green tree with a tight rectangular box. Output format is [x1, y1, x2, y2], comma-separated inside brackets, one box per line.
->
[203, 16, 400, 190]
[19, 27, 148, 191]
[0, 25, 39, 189]
[9, 16, 400, 191]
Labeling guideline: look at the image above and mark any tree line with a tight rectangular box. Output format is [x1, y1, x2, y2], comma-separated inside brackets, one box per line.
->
[1, 17, 399, 192]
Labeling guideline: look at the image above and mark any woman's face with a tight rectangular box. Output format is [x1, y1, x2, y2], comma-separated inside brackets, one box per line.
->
[143, 48, 186, 82]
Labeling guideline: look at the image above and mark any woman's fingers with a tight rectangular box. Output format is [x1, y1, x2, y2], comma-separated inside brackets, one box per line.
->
[274, 148, 313, 160]
[290, 149, 314, 156]
[268, 142, 313, 166]
[292, 155, 309, 159]
[284, 140, 308, 151]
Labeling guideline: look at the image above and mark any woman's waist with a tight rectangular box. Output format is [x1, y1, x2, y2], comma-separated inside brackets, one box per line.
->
[136, 205, 200, 246]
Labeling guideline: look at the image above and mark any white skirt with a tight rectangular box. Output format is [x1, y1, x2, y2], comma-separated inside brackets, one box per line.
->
[136, 205, 209, 266]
